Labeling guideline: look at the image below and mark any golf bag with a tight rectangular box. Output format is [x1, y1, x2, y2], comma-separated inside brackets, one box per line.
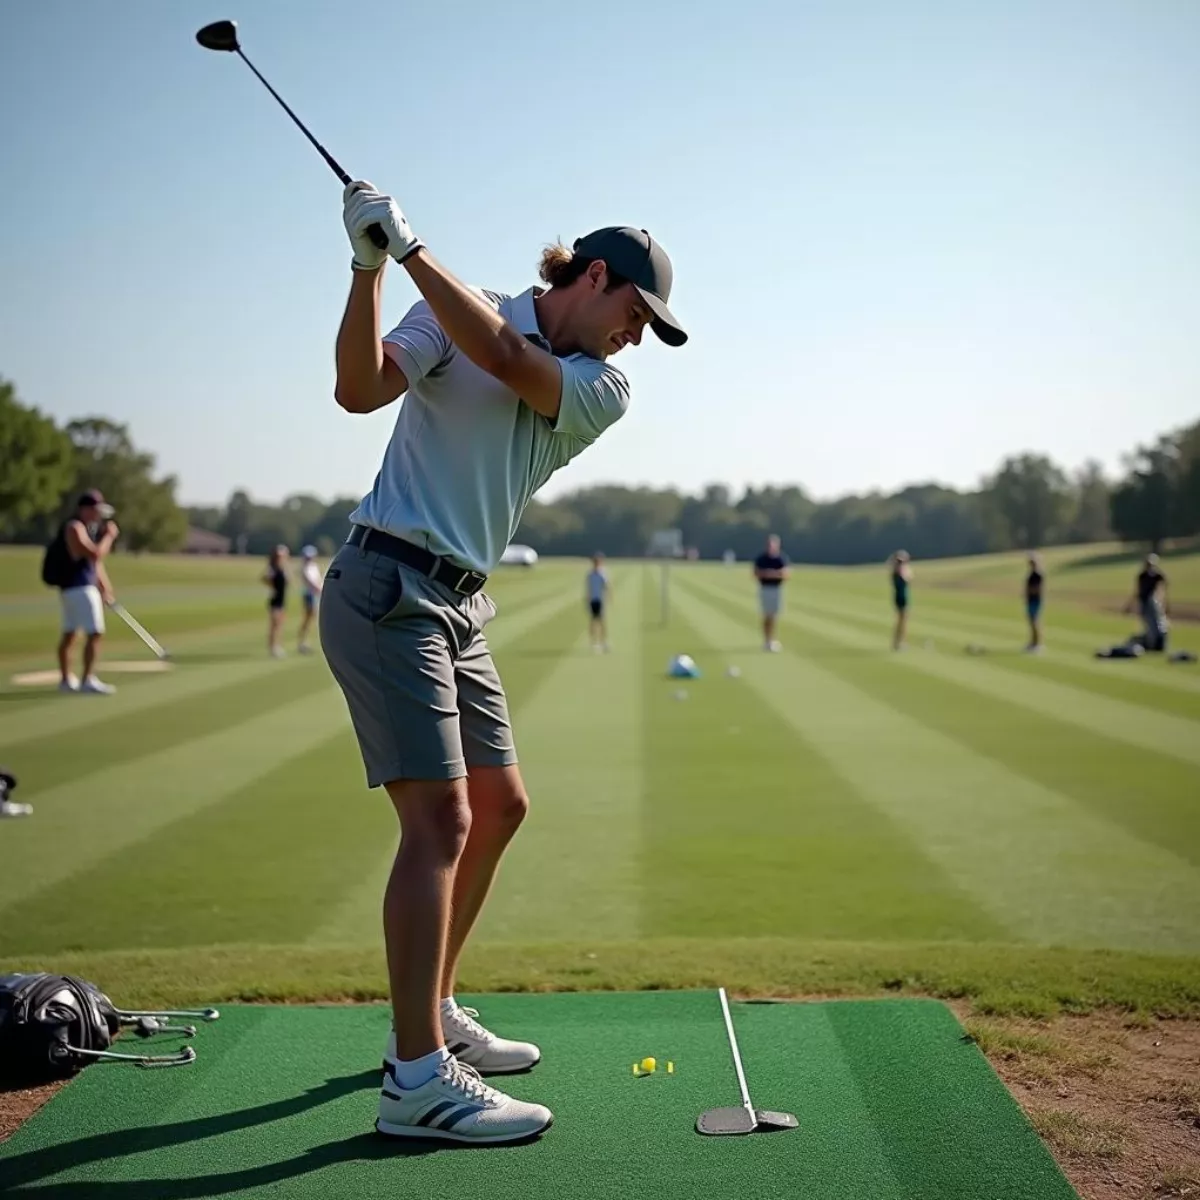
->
[0, 973, 217, 1081]
[40, 524, 76, 589]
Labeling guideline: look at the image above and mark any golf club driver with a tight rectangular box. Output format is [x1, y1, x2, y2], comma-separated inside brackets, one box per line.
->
[195, 19, 388, 250]
[109, 602, 170, 661]
[696, 988, 798, 1136]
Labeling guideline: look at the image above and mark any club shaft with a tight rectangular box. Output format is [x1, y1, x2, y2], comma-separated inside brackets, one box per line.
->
[234, 48, 350, 185]
[718, 987, 754, 1114]
[110, 604, 167, 658]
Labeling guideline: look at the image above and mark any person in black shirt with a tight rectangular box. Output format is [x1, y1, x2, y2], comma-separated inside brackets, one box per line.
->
[1024, 553, 1044, 653]
[1125, 554, 1169, 651]
[263, 544, 290, 659]
[753, 534, 789, 652]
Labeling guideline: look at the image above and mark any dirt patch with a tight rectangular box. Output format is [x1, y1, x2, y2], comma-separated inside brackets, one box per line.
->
[952, 1004, 1200, 1199]
[0, 1079, 64, 1144]
[3, 1005, 1197, 1199]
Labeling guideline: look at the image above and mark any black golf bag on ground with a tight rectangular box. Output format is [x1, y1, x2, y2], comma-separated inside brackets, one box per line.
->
[0, 973, 219, 1082]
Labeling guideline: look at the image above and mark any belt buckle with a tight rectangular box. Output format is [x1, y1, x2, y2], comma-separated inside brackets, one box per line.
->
[452, 569, 484, 596]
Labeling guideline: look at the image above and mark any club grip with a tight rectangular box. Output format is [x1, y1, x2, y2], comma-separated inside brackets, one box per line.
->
[367, 223, 389, 251]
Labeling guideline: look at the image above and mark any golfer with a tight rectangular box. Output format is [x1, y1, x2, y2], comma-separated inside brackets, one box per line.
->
[297, 545, 323, 655]
[890, 550, 912, 650]
[321, 181, 685, 1144]
[586, 553, 610, 652]
[55, 491, 119, 695]
[263, 545, 289, 658]
[1024, 553, 1044, 653]
[753, 534, 789, 651]
[1126, 553, 1169, 651]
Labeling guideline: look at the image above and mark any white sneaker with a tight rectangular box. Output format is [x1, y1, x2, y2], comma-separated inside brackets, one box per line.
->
[0, 801, 33, 818]
[386, 1006, 541, 1075]
[270, 646, 286, 659]
[298, 643, 313, 656]
[80, 676, 116, 695]
[58, 676, 79, 694]
[766, 640, 782, 653]
[377, 1056, 552, 1144]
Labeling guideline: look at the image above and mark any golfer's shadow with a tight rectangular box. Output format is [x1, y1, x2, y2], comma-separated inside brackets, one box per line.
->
[0, 1067, 495, 1196]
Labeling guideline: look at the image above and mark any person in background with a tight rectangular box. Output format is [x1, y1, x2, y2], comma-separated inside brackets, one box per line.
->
[1024, 552, 1044, 653]
[889, 550, 912, 651]
[57, 491, 119, 694]
[264, 545, 290, 658]
[585, 553, 610, 652]
[1126, 553, 1169, 651]
[753, 534, 790, 652]
[298, 545, 324, 655]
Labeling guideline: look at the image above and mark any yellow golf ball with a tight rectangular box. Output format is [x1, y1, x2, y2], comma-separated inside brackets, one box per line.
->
[640, 1056, 656, 1073]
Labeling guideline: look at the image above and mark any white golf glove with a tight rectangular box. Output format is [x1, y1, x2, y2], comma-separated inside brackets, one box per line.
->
[342, 181, 423, 270]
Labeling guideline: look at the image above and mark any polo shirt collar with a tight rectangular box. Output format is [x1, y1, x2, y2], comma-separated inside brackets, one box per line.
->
[510, 287, 550, 350]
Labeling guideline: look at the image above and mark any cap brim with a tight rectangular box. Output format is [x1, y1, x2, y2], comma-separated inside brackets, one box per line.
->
[95, 504, 115, 519]
[636, 287, 687, 347]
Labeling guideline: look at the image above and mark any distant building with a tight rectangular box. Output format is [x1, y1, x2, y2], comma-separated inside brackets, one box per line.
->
[183, 526, 232, 555]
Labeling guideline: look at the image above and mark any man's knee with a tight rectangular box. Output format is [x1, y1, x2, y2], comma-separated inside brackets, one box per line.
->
[389, 779, 472, 863]
[470, 769, 529, 835]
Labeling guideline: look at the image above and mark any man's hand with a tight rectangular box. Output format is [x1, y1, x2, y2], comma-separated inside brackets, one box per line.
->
[103, 520, 120, 545]
[101, 585, 115, 606]
[343, 182, 423, 270]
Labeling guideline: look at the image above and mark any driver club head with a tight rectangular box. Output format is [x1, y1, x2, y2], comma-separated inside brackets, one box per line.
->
[196, 20, 240, 52]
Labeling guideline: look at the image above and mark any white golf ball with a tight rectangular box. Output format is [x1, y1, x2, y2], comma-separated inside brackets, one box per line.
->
[726, 665, 741, 678]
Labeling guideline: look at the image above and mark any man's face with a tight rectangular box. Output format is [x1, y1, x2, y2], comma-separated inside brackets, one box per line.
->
[575, 265, 654, 359]
[767, 537, 781, 556]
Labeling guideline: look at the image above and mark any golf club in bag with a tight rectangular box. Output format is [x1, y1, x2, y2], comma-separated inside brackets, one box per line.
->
[109, 602, 170, 661]
[696, 988, 798, 1136]
[0, 973, 219, 1081]
[195, 19, 387, 250]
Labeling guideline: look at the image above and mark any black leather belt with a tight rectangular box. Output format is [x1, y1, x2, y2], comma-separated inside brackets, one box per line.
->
[347, 526, 488, 597]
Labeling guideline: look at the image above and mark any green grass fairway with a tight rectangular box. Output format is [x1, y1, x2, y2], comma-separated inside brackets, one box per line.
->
[0, 994, 1077, 1199]
[0, 543, 1198, 1015]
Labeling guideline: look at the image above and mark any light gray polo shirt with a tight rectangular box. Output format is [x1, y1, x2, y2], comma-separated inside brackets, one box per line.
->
[350, 287, 630, 574]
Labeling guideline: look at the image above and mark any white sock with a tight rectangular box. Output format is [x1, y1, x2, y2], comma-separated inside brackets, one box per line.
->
[387, 1045, 451, 1090]
[439, 996, 459, 1019]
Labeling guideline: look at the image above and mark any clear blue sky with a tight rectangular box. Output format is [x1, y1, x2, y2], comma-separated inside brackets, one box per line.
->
[2, 0, 1197, 507]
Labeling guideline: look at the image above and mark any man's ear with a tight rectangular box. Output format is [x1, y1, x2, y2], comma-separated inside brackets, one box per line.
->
[584, 259, 607, 290]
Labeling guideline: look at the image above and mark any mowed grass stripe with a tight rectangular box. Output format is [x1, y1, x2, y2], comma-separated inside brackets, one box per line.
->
[701, 574, 1200, 768]
[5, 657, 340, 796]
[777, 583, 1200, 709]
[309, 571, 628, 946]
[670, 577, 1200, 953]
[0, 685, 349, 927]
[639, 577, 1006, 943]
[0, 625, 290, 744]
[473, 566, 644, 941]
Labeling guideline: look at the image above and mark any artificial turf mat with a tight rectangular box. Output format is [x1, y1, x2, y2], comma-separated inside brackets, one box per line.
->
[0, 993, 1077, 1199]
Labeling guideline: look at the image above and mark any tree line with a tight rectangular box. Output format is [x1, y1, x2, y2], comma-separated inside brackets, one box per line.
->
[2, 375, 1197, 562]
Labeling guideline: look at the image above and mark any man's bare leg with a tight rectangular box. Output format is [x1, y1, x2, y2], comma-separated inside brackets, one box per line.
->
[58, 632, 76, 683]
[383, 777, 472, 1061]
[83, 633, 101, 679]
[440, 764, 528, 998]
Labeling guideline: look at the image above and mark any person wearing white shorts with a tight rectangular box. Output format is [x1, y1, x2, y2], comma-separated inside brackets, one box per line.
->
[54, 491, 119, 695]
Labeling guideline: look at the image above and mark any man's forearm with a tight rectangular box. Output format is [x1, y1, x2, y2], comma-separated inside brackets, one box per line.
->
[335, 267, 388, 411]
[404, 250, 525, 377]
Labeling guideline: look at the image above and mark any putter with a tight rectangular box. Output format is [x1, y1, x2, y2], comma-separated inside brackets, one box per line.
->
[195, 19, 388, 250]
[696, 988, 798, 1136]
[109, 603, 170, 661]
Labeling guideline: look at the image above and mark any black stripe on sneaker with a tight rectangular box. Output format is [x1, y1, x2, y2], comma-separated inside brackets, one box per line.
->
[448, 1042, 472, 1056]
[416, 1100, 458, 1128]
[438, 1103, 484, 1130]
[383, 1060, 400, 1086]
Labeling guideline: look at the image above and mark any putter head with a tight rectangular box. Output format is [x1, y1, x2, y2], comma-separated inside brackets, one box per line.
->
[196, 20, 240, 52]
[696, 1106, 756, 1136]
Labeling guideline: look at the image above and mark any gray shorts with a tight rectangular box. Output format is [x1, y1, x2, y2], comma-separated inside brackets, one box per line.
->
[759, 585, 783, 617]
[319, 543, 516, 787]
